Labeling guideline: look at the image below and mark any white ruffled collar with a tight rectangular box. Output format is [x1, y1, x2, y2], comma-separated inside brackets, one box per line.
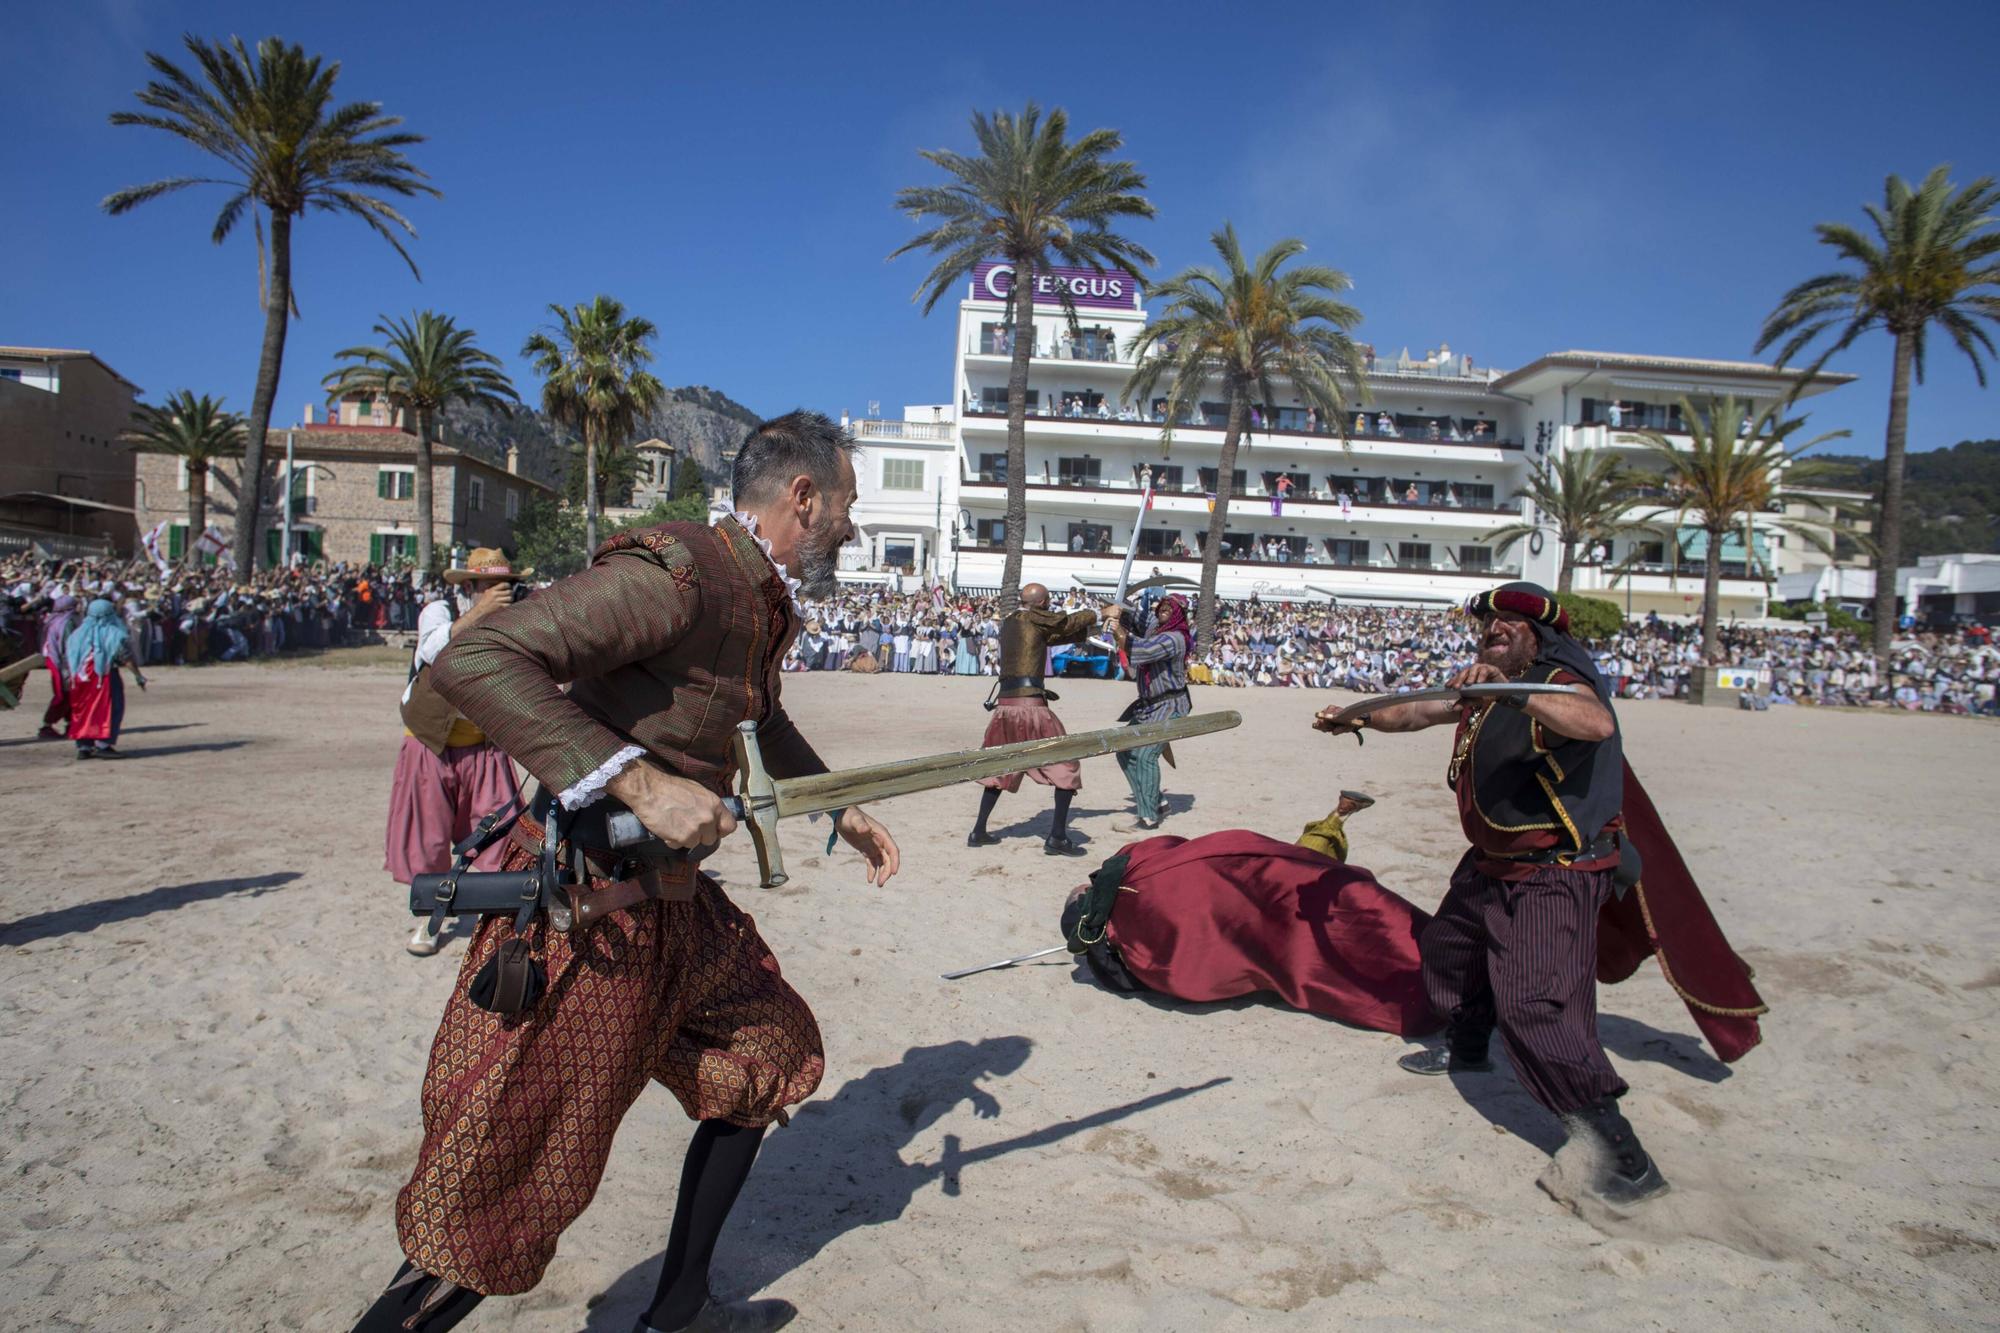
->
[719, 511, 803, 606]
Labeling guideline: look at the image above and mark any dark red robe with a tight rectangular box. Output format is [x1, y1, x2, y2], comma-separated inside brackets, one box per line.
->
[1101, 830, 1441, 1037]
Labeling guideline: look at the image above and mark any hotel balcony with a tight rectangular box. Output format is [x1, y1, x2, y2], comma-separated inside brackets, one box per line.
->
[957, 477, 1522, 530]
[951, 542, 1519, 598]
[958, 407, 1522, 465]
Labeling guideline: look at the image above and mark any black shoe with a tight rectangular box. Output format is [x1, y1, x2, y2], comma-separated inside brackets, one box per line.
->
[1111, 817, 1161, 834]
[1044, 835, 1086, 857]
[95, 745, 119, 758]
[1562, 1098, 1672, 1208]
[75, 748, 94, 760]
[1397, 1045, 1495, 1076]
[636, 1298, 798, 1333]
[966, 831, 1001, 847]
[1338, 789, 1376, 812]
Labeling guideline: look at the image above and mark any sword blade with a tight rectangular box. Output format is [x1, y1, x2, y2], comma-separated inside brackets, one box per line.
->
[939, 944, 1069, 981]
[769, 709, 1241, 819]
[1112, 479, 1153, 605]
[1324, 681, 1581, 728]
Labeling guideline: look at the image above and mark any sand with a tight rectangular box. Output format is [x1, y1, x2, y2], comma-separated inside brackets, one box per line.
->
[2, 662, 1996, 1331]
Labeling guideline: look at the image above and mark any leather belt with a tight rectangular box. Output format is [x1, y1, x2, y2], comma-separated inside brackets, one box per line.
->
[999, 675, 1045, 692]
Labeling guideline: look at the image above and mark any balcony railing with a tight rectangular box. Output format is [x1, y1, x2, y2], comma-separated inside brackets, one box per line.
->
[850, 418, 953, 442]
[969, 335, 1126, 363]
[958, 404, 1521, 450]
[953, 542, 1518, 579]
[957, 475, 1518, 517]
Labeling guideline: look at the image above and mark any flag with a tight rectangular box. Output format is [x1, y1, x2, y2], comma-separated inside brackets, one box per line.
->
[193, 525, 228, 558]
[141, 521, 171, 575]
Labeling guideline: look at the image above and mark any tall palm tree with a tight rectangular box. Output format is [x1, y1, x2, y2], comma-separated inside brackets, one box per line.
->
[1757, 165, 2000, 662]
[126, 391, 244, 545]
[1125, 225, 1367, 645]
[105, 35, 436, 577]
[1482, 449, 1649, 592]
[891, 103, 1155, 608]
[523, 296, 665, 556]
[323, 311, 518, 573]
[1622, 395, 1848, 665]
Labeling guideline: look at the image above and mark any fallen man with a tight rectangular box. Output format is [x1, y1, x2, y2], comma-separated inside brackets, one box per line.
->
[1060, 793, 1441, 1038]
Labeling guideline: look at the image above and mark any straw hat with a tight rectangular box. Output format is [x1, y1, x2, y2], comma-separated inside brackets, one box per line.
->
[444, 548, 530, 584]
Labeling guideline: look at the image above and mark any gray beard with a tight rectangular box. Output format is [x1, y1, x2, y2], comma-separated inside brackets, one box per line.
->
[794, 530, 842, 598]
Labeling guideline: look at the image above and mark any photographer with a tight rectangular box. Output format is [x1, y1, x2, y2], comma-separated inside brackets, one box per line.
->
[384, 548, 526, 956]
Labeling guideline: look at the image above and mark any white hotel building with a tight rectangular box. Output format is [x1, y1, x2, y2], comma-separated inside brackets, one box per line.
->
[842, 264, 1855, 619]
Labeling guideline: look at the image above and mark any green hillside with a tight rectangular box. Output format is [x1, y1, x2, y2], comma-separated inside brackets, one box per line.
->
[1791, 439, 2000, 558]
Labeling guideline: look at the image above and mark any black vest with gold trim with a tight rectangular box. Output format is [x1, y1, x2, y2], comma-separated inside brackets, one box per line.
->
[1452, 664, 1623, 854]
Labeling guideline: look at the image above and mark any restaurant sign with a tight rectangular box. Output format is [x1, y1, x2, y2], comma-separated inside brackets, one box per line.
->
[971, 260, 1141, 311]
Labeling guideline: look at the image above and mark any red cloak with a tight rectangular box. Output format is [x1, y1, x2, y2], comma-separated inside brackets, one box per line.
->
[1102, 830, 1441, 1038]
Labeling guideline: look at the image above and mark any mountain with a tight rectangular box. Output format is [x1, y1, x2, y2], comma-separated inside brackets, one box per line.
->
[1791, 439, 2000, 558]
[439, 385, 763, 493]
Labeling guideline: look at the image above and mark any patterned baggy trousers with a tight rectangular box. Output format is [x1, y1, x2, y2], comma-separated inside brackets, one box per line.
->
[1115, 742, 1164, 820]
[1417, 849, 1627, 1114]
[394, 837, 823, 1296]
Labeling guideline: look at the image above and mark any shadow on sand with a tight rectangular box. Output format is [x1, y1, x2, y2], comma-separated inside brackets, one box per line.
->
[578, 1038, 1229, 1329]
[0, 871, 303, 945]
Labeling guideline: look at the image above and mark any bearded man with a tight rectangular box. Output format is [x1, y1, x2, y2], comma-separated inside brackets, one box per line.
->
[1314, 582, 1685, 1207]
[351, 411, 900, 1333]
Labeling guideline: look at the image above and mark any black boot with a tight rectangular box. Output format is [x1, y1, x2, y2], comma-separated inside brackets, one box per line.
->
[350, 1263, 483, 1332]
[1044, 789, 1083, 855]
[1398, 1012, 1495, 1075]
[1561, 1097, 1670, 1207]
[967, 788, 1002, 847]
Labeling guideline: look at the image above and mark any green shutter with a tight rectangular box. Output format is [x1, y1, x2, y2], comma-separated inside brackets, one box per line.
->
[377, 470, 391, 499]
[168, 524, 186, 559]
[370, 533, 383, 564]
[266, 528, 282, 566]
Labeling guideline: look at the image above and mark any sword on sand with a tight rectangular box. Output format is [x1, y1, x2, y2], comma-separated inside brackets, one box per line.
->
[606, 710, 1242, 889]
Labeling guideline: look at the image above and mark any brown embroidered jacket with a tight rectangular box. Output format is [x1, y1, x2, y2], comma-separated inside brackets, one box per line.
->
[431, 516, 826, 801]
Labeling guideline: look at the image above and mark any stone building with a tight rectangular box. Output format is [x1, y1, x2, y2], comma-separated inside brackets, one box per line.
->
[134, 410, 554, 570]
[0, 346, 142, 554]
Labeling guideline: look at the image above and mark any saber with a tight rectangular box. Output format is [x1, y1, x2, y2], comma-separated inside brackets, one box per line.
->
[939, 944, 1069, 981]
[1318, 681, 1581, 745]
[610, 709, 1241, 887]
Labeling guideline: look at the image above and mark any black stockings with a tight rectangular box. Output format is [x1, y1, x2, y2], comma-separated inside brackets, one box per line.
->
[643, 1119, 767, 1330]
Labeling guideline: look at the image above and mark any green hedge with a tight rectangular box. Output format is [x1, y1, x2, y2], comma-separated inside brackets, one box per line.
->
[1556, 592, 1625, 641]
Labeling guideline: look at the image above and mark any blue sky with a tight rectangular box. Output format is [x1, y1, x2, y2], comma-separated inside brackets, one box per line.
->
[5, 0, 1997, 458]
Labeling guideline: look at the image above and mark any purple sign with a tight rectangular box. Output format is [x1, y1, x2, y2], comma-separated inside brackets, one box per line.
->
[971, 260, 1140, 311]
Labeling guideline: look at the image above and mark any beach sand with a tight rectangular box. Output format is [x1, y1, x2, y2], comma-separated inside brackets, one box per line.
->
[2, 663, 1996, 1330]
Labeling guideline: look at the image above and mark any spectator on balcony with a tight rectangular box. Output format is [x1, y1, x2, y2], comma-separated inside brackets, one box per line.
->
[1608, 401, 1624, 427]
[1377, 412, 1397, 437]
[1058, 332, 1074, 359]
[1405, 482, 1421, 504]
[1428, 421, 1442, 441]
[1271, 474, 1293, 516]
[1096, 400, 1113, 420]
[1151, 399, 1168, 423]
[1354, 412, 1367, 434]
[1473, 421, 1490, 440]
[1070, 532, 1085, 553]
[1339, 489, 1353, 518]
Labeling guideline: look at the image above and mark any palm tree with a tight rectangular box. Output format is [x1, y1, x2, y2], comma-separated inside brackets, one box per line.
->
[323, 311, 518, 573]
[126, 391, 244, 545]
[523, 296, 665, 556]
[564, 437, 642, 513]
[1756, 165, 2000, 662]
[1125, 225, 1367, 645]
[1482, 449, 1649, 593]
[891, 103, 1155, 608]
[105, 35, 436, 577]
[1622, 395, 1848, 665]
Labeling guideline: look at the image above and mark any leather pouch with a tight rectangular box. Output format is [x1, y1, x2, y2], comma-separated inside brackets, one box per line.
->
[409, 869, 544, 918]
[467, 938, 546, 1015]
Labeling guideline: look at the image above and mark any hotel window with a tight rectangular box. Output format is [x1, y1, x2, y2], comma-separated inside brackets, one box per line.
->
[1325, 538, 1370, 566]
[1634, 541, 1667, 567]
[975, 519, 1005, 547]
[469, 476, 486, 512]
[881, 458, 926, 491]
[1137, 463, 1185, 490]
[505, 488, 520, 520]
[978, 322, 1013, 355]
[1397, 542, 1433, 568]
[177, 459, 189, 491]
[377, 467, 414, 500]
[1065, 522, 1113, 553]
[1197, 467, 1247, 495]
[1457, 546, 1494, 572]
[1056, 456, 1102, 486]
[1136, 529, 1181, 557]
[978, 386, 1036, 413]
[974, 452, 1007, 483]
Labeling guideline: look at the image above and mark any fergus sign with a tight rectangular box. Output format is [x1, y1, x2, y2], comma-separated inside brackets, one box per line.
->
[972, 260, 1141, 312]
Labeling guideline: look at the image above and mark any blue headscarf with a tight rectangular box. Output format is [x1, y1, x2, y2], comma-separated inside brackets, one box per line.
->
[66, 598, 129, 677]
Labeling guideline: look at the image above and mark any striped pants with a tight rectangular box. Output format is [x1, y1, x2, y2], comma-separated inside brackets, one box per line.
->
[1115, 742, 1163, 820]
[1419, 850, 1627, 1113]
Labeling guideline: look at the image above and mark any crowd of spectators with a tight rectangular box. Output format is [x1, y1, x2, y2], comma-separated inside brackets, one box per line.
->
[7, 554, 1994, 717]
[1, 553, 428, 667]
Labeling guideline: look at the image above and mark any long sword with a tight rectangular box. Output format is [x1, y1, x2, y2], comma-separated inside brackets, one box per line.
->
[939, 944, 1069, 981]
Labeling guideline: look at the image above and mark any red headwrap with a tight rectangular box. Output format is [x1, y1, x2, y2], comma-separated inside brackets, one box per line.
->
[1466, 581, 1568, 634]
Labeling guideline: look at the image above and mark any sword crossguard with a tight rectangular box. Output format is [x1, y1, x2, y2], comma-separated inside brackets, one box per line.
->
[733, 721, 787, 888]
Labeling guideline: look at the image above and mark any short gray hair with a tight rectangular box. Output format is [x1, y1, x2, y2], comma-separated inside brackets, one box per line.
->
[731, 410, 858, 508]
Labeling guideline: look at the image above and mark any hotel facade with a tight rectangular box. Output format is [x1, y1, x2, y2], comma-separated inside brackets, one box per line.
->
[844, 264, 1856, 619]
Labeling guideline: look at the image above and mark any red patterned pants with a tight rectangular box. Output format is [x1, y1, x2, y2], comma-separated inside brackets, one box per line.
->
[394, 850, 823, 1295]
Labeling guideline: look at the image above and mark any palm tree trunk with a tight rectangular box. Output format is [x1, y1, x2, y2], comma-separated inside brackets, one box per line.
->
[236, 209, 292, 575]
[414, 406, 436, 579]
[583, 421, 601, 558]
[189, 464, 208, 542]
[1700, 529, 1723, 663]
[1871, 331, 1913, 665]
[1195, 390, 1248, 647]
[1000, 266, 1036, 612]
[1557, 536, 1576, 593]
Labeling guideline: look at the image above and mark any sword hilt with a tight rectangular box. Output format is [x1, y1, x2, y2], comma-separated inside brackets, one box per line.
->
[733, 721, 786, 888]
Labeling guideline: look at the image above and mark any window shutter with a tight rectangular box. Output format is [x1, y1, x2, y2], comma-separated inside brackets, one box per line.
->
[370, 533, 383, 564]
[377, 470, 390, 499]
[266, 528, 281, 567]
[168, 524, 186, 559]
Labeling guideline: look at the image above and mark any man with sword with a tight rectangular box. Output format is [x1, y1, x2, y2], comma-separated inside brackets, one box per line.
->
[353, 410, 1238, 1331]
[1313, 581, 1765, 1209]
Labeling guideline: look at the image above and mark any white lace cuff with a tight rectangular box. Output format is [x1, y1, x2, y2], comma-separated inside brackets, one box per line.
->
[558, 744, 646, 810]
